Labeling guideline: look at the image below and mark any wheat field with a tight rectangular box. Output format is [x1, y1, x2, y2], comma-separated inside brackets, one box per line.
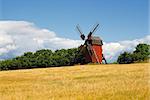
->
[0, 63, 149, 100]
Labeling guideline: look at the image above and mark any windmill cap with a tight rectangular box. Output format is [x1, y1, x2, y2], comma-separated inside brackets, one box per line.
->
[91, 36, 103, 45]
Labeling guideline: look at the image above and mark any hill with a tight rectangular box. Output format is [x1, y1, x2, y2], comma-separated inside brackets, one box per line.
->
[0, 63, 149, 100]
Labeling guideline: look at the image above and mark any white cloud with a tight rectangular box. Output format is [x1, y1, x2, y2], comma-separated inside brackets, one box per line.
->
[0, 30, 16, 55]
[0, 20, 149, 63]
[0, 21, 82, 59]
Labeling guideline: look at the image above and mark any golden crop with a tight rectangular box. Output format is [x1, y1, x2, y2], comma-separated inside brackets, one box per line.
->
[0, 63, 149, 100]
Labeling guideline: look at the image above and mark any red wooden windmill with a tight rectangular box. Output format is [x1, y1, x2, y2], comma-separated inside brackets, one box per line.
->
[76, 24, 107, 64]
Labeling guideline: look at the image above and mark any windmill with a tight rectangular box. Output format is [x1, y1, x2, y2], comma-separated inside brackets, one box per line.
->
[75, 24, 107, 64]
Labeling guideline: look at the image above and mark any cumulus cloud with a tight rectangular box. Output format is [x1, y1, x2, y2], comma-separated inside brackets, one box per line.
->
[0, 30, 16, 56]
[0, 20, 149, 62]
[0, 21, 82, 59]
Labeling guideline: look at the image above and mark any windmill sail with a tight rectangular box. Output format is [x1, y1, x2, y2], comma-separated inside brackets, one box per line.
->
[76, 25, 85, 40]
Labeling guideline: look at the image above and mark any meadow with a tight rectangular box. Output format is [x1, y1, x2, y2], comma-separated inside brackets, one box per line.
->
[0, 63, 149, 100]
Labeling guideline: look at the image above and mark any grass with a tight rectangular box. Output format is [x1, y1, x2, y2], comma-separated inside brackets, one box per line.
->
[0, 63, 149, 100]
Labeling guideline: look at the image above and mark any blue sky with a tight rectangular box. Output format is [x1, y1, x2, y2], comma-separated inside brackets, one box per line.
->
[0, 0, 149, 42]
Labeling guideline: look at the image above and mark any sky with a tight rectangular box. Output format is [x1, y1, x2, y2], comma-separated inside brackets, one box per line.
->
[1, 0, 149, 41]
[0, 0, 149, 62]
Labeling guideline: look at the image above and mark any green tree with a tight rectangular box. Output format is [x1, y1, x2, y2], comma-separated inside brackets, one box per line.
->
[132, 44, 150, 62]
[0, 60, 13, 70]
[117, 52, 133, 64]
[34, 49, 53, 67]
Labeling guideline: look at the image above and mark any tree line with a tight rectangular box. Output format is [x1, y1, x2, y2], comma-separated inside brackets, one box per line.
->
[117, 44, 150, 64]
[0, 48, 78, 70]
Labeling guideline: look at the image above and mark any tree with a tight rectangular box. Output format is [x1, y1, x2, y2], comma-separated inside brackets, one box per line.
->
[34, 49, 53, 67]
[117, 52, 133, 64]
[132, 44, 150, 62]
[0, 60, 13, 70]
